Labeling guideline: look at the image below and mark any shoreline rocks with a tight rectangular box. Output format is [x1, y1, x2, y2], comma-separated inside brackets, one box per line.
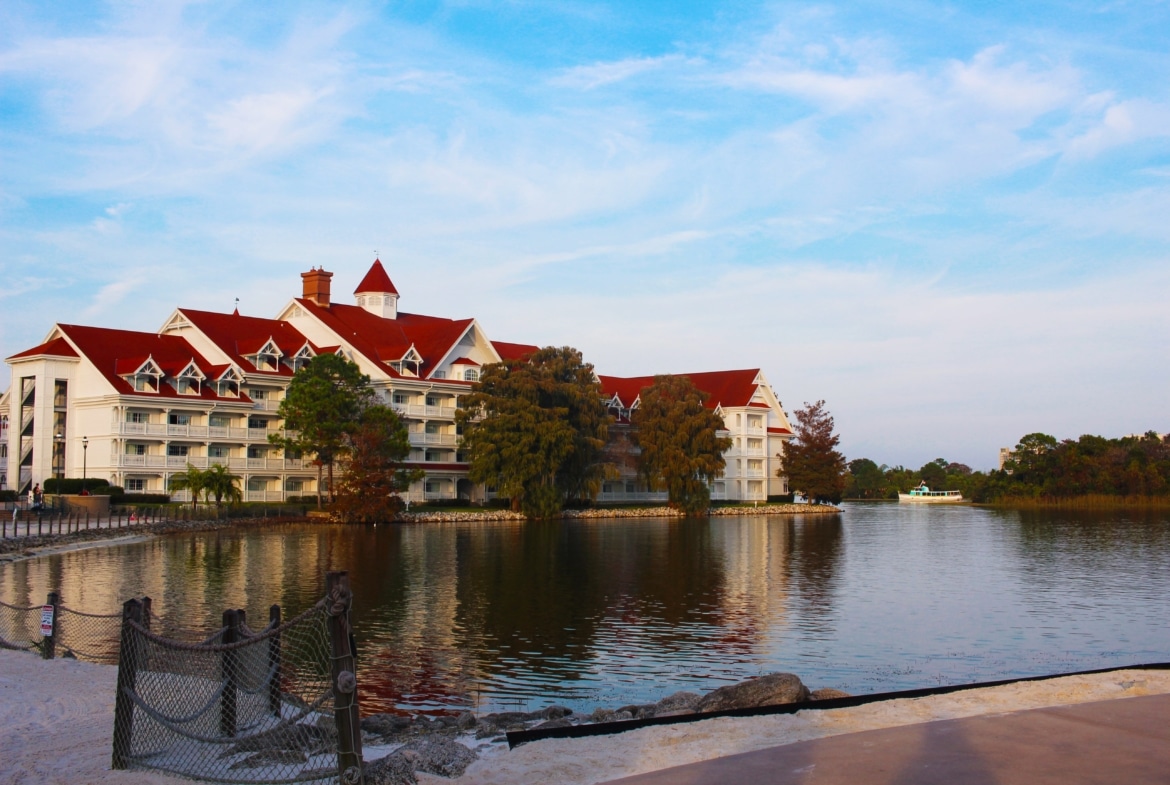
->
[360, 672, 849, 780]
[393, 503, 840, 524]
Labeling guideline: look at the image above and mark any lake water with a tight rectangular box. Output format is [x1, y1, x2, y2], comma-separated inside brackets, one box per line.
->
[3, 503, 1169, 716]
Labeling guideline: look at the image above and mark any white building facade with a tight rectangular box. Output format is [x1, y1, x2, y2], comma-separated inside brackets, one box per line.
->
[3, 261, 792, 503]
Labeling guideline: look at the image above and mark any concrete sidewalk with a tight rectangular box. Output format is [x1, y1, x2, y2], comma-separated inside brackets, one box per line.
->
[601, 693, 1170, 785]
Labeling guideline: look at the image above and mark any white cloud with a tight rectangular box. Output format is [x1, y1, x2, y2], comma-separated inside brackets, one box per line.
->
[551, 54, 697, 89]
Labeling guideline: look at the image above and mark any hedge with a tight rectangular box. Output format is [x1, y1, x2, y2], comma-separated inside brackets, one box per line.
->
[44, 478, 112, 494]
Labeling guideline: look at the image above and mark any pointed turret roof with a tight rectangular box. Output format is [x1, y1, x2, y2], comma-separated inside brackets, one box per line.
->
[354, 259, 399, 296]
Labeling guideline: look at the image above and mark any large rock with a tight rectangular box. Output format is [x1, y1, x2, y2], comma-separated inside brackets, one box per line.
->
[364, 751, 417, 785]
[694, 673, 810, 713]
[654, 691, 701, 715]
[810, 688, 852, 701]
[398, 737, 478, 778]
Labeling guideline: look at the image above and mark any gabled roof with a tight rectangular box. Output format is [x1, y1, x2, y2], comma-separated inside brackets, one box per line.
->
[597, 369, 764, 411]
[52, 324, 245, 401]
[491, 341, 539, 362]
[294, 298, 474, 379]
[177, 308, 318, 377]
[6, 336, 79, 361]
[354, 259, 399, 296]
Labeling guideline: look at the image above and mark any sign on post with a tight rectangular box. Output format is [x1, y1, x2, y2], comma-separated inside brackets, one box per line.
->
[41, 605, 55, 637]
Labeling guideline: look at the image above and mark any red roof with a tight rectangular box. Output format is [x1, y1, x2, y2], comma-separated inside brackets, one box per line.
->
[598, 369, 762, 410]
[6, 336, 79, 361]
[491, 341, 539, 362]
[354, 259, 399, 296]
[295, 298, 473, 378]
[53, 324, 246, 401]
[178, 308, 318, 377]
[767, 426, 793, 435]
[450, 357, 480, 367]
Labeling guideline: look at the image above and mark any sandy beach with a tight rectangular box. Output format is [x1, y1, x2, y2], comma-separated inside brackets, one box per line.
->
[3, 648, 1168, 785]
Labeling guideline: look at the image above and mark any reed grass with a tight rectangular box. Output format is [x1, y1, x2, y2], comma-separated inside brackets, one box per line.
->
[993, 494, 1170, 510]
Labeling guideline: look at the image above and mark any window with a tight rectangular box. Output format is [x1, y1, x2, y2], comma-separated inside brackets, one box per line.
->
[247, 446, 263, 458]
[463, 369, 478, 382]
[126, 444, 146, 456]
[426, 395, 439, 407]
[425, 450, 442, 462]
[126, 479, 146, 492]
[178, 376, 200, 395]
[127, 411, 149, 423]
[257, 354, 277, 371]
[168, 413, 191, 426]
[209, 445, 229, 458]
[393, 392, 409, 404]
[167, 444, 189, 457]
[209, 415, 230, 428]
[218, 380, 239, 398]
[133, 375, 158, 393]
[425, 480, 441, 494]
[748, 415, 763, 429]
[432, 371, 446, 379]
[250, 389, 267, 400]
[625, 482, 635, 493]
[248, 416, 267, 430]
[425, 422, 440, 434]
[286, 478, 303, 492]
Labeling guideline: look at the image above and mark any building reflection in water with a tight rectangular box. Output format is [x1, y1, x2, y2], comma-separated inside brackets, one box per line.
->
[0, 516, 846, 715]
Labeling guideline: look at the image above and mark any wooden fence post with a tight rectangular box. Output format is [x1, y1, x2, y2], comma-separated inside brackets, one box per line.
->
[220, 609, 239, 737]
[268, 604, 282, 717]
[326, 571, 363, 784]
[111, 598, 144, 769]
[42, 591, 60, 659]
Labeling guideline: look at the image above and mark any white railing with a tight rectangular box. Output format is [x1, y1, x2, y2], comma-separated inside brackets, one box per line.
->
[245, 490, 285, 502]
[393, 403, 457, 419]
[115, 455, 314, 471]
[251, 398, 282, 411]
[745, 426, 766, 436]
[115, 422, 287, 441]
[409, 432, 458, 446]
[596, 491, 670, 502]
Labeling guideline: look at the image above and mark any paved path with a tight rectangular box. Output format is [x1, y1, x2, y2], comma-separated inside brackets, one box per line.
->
[601, 693, 1170, 785]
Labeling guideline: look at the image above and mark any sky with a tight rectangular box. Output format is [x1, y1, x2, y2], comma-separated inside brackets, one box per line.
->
[2, 1, 1168, 470]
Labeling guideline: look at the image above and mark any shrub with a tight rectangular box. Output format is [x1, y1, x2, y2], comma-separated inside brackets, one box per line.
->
[111, 493, 172, 505]
[0, 490, 17, 502]
[767, 494, 795, 504]
[44, 478, 111, 494]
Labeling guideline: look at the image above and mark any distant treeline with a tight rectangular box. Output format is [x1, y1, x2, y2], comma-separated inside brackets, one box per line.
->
[846, 431, 1170, 504]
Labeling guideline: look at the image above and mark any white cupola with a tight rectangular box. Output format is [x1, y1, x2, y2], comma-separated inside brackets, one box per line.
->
[354, 259, 399, 319]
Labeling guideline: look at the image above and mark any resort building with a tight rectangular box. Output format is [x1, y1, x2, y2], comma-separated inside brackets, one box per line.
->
[3, 261, 792, 503]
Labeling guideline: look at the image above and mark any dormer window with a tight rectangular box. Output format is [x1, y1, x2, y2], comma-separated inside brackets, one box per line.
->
[215, 366, 244, 398]
[463, 369, 479, 382]
[134, 374, 158, 393]
[288, 344, 315, 372]
[175, 360, 204, 396]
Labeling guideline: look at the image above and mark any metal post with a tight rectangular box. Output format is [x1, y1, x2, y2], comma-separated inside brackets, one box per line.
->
[112, 598, 144, 769]
[220, 609, 239, 737]
[82, 436, 88, 496]
[326, 571, 364, 784]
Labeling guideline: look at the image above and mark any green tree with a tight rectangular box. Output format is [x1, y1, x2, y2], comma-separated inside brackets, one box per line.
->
[332, 405, 421, 523]
[631, 375, 732, 515]
[781, 400, 847, 505]
[919, 458, 948, 489]
[203, 463, 243, 506]
[168, 464, 207, 509]
[271, 353, 374, 509]
[845, 458, 887, 499]
[457, 346, 610, 519]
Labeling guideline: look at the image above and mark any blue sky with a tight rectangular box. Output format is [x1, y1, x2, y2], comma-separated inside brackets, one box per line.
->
[2, 1, 1168, 469]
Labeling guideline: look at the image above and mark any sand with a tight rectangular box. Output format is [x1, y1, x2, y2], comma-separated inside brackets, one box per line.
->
[2, 649, 1167, 785]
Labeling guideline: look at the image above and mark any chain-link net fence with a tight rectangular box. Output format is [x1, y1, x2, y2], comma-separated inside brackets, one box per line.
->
[111, 573, 364, 785]
[0, 598, 122, 659]
[0, 600, 42, 653]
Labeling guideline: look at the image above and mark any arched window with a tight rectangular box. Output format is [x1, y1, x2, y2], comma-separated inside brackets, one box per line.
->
[463, 368, 479, 382]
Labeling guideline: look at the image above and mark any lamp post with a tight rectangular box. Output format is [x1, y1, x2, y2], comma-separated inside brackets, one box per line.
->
[82, 436, 89, 495]
[54, 431, 64, 481]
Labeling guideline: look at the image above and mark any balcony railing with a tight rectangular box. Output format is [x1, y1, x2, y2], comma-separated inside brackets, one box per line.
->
[245, 490, 285, 502]
[115, 455, 314, 471]
[408, 432, 458, 446]
[114, 422, 290, 441]
[391, 403, 458, 419]
[251, 398, 282, 411]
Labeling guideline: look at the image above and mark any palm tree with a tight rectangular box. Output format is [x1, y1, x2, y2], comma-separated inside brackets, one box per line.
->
[168, 464, 207, 509]
[203, 463, 243, 507]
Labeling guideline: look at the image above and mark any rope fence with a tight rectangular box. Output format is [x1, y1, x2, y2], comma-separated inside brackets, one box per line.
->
[2, 572, 365, 784]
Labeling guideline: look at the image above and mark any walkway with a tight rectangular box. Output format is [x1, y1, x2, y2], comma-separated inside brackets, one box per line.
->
[601, 693, 1170, 785]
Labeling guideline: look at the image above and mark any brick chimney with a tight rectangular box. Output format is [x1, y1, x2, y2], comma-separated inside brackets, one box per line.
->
[301, 267, 333, 307]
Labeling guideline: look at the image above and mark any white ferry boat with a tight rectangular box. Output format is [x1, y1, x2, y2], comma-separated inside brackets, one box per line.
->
[898, 483, 964, 503]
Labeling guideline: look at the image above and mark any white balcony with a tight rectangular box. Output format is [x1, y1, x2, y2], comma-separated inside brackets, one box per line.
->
[114, 422, 287, 442]
[245, 490, 285, 502]
[409, 432, 458, 446]
[391, 403, 457, 419]
[251, 398, 282, 411]
[745, 426, 766, 437]
[115, 455, 314, 472]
